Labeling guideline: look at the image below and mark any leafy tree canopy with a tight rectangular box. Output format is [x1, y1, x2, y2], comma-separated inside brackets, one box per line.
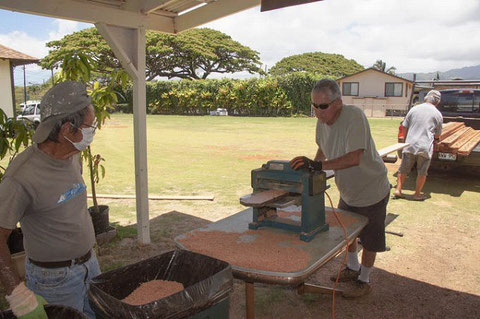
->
[41, 27, 263, 80]
[269, 52, 364, 77]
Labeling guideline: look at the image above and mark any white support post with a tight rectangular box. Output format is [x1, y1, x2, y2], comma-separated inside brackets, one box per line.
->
[132, 27, 151, 245]
[96, 23, 151, 244]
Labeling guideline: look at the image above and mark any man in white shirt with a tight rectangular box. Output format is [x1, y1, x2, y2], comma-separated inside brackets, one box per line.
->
[394, 90, 443, 200]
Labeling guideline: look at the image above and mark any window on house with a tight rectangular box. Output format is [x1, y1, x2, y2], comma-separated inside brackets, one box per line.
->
[385, 82, 403, 97]
[342, 82, 359, 96]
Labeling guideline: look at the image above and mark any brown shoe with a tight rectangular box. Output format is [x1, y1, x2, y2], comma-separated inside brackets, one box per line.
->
[330, 267, 360, 282]
[342, 280, 372, 299]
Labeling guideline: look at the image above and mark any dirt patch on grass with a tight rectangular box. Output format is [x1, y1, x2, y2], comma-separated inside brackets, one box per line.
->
[106, 125, 129, 128]
[240, 154, 284, 160]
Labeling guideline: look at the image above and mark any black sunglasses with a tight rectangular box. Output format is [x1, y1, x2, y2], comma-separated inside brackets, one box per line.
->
[311, 99, 337, 110]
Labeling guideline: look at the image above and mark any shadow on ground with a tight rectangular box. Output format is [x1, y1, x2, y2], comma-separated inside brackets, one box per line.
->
[392, 169, 480, 197]
[97, 210, 211, 271]
[228, 256, 480, 319]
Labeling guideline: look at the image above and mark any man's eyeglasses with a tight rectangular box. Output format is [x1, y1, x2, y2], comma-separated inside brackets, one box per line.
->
[71, 120, 98, 131]
[82, 121, 98, 130]
[311, 99, 337, 110]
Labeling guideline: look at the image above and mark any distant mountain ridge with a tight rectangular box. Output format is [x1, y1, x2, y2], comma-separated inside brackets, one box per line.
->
[398, 65, 480, 81]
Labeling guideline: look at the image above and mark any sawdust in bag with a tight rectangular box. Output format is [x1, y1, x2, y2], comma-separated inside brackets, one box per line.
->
[122, 280, 184, 305]
[88, 249, 233, 319]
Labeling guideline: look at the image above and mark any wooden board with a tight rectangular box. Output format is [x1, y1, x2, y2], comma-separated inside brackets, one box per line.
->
[87, 194, 214, 201]
[377, 143, 409, 158]
[450, 128, 475, 150]
[440, 122, 465, 141]
[240, 189, 288, 207]
[441, 126, 471, 146]
[458, 131, 480, 156]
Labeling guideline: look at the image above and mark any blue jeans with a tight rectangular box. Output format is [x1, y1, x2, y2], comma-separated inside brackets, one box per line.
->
[25, 251, 101, 319]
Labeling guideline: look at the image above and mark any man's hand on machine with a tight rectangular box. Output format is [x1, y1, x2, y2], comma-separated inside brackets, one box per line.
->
[289, 156, 323, 172]
[5, 282, 48, 319]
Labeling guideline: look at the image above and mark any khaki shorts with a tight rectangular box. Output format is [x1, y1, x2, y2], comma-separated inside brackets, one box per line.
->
[399, 153, 431, 176]
[338, 193, 389, 253]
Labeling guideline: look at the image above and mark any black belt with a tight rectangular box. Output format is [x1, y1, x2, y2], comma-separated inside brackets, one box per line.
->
[29, 250, 92, 268]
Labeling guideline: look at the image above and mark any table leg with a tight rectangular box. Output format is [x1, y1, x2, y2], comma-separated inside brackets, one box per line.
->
[297, 283, 343, 295]
[245, 281, 255, 319]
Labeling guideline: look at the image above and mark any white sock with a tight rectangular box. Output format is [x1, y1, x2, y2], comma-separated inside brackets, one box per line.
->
[347, 251, 360, 271]
[358, 266, 373, 283]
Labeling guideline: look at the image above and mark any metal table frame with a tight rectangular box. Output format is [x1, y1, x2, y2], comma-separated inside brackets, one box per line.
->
[175, 207, 367, 318]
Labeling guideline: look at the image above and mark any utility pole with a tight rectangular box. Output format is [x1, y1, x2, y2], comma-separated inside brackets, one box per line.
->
[23, 65, 27, 106]
[51, 69, 54, 85]
[408, 74, 417, 111]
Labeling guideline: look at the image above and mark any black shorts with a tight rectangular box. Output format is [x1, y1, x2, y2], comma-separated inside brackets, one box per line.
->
[338, 194, 389, 252]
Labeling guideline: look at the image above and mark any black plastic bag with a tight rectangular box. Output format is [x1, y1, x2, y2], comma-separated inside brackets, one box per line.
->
[88, 249, 233, 319]
[0, 304, 87, 319]
[7, 228, 23, 254]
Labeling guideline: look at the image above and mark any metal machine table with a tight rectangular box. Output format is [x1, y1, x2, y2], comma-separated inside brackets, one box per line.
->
[175, 207, 368, 319]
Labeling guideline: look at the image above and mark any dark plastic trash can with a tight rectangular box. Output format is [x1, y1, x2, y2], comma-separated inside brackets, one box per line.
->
[0, 304, 87, 319]
[88, 249, 233, 319]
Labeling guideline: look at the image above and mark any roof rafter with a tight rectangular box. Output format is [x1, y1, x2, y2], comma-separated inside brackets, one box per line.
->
[174, 0, 260, 32]
[0, 0, 174, 33]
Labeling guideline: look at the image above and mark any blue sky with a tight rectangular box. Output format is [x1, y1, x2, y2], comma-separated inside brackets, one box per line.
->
[2, 0, 480, 85]
[0, 11, 91, 85]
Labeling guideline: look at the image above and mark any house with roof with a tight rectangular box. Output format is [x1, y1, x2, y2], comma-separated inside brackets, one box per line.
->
[337, 68, 414, 117]
[0, 44, 38, 118]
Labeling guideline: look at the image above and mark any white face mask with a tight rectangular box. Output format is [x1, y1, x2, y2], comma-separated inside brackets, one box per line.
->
[65, 124, 96, 151]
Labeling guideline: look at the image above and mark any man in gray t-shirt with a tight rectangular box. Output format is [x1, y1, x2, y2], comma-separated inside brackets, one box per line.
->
[290, 79, 390, 299]
[394, 90, 443, 201]
[0, 82, 100, 319]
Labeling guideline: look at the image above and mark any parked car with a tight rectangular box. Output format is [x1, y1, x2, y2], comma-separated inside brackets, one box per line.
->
[17, 101, 41, 126]
[397, 89, 480, 170]
[209, 108, 228, 116]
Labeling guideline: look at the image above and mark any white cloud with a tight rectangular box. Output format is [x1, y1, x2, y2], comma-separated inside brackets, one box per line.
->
[0, 31, 48, 60]
[48, 19, 81, 42]
[205, 0, 480, 73]
[1, 18, 89, 84]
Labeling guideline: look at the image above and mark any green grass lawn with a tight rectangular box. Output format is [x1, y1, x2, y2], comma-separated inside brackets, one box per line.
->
[92, 114, 399, 202]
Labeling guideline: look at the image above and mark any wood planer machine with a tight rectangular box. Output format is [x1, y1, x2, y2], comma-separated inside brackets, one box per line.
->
[240, 160, 329, 242]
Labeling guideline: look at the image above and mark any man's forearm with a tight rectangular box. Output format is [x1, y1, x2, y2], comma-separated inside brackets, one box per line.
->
[0, 229, 21, 295]
[321, 149, 364, 171]
[314, 148, 326, 162]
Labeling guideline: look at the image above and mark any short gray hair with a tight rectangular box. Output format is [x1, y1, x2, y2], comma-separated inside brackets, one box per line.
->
[312, 79, 342, 101]
[424, 90, 441, 105]
[46, 106, 90, 143]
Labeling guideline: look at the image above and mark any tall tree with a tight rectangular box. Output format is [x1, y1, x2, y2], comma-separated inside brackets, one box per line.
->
[373, 59, 396, 74]
[41, 27, 263, 80]
[269, 52, 364, 78]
